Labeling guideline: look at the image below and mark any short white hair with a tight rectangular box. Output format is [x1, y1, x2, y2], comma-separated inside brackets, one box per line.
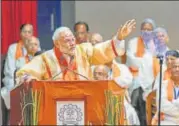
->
[91, 33, 103, 42]
[52, 27, 70, 41]
[94, 65, 110, 74]
[27, 36, 40, 44]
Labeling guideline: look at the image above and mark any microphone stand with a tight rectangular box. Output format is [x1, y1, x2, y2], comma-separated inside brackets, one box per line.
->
[157, 55, 164, 126]
[51, 67, 89, 80]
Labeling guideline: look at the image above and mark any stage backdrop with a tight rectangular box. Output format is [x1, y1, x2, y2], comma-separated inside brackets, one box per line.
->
[75, 1, 179, 50]
[1, 1, 37, 55]
[37, 1, 61, 50]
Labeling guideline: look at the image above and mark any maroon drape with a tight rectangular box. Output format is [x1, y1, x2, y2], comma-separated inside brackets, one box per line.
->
[1, 1, 37, 54]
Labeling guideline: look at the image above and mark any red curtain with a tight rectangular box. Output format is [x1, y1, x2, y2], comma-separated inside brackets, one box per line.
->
[1, 0, 37, 55]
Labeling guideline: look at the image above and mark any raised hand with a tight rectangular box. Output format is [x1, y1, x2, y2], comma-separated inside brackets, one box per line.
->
[117, 19, 136, 40]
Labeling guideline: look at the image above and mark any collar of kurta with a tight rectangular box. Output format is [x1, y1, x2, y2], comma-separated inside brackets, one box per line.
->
[136, 36, 145, 57]
[53, 47, 78, 80]
[53, 46, 77, 71]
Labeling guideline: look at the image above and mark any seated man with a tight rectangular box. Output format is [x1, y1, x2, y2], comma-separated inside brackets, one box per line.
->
[93, 65, 109, 80]
[153, 50, 179, 90]
[90, 33, 103, 45]
[152, 58, 179, 125]
[93, 57, 140, 125]
[15, 19, 136, 84]
[16, 36, 41, 69]
[109, 60, 140, 125]
[1, 24, 34, 111]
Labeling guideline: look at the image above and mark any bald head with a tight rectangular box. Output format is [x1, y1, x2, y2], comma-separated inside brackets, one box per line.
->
[90, 33, 103, 45]
[25, 36, 40, 55]
[93, 65, 109, 80]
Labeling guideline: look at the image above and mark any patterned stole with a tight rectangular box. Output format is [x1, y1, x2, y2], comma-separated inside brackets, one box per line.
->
[54, 47, 79, 80]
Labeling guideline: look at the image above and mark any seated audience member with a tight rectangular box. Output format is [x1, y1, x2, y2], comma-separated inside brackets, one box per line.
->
[93, 59, 140, 125]
[90, 33, 103, 45]
[153, 50, 179, 90]
[110, 60, 140, 125]
[16, 36, 41, 69]
[153, 27, 170, 56]
[93, 65, 110, 80]
[1, 23, 34, 125]
[152, 58, 179, 125]
[1, 24, 34, 111]
[74, 21, 90, 44]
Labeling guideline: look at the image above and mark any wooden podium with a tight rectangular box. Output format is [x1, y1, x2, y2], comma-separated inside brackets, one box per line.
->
[10, 80, 125, 125]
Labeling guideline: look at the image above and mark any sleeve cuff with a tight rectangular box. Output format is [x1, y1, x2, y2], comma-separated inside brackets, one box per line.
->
[173, 99, 179, 106]
[111, 36, 125, 56]
[114, 77, 128, 88]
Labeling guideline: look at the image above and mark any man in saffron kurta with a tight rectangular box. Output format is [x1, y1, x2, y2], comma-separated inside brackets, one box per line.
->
[126, 18, 160, 125]
[16, 19, 136, 85]
[152, 58, 179, 125]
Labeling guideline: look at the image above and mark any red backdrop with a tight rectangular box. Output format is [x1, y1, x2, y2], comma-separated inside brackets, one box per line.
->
[1, 0, 37, 54]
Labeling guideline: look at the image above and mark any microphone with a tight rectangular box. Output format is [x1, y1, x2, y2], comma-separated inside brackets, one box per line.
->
[51, 55, 89, 80]
[156, 52, 164, 60]
[51, 66, 89, 80]
[157, 54, 164, 59]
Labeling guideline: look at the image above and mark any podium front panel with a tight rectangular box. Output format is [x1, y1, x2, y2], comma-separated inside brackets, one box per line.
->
[10, 80, 125, 125]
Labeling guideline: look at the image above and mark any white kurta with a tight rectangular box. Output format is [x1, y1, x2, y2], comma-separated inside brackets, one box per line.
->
[1, 43, 40, 109]
[126, 37, 156, 100]
[159, 81, 179, 125]
[1, 43, 27, 109]
[153, 64, 167, 91]
[111, 61, 140, 125]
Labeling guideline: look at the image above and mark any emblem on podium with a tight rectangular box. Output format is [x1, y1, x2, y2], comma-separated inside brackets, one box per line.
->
[57, 101, 85, 125]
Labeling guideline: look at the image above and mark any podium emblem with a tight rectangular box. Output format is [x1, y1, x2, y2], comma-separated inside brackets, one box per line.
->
[57, 101, 85, 125]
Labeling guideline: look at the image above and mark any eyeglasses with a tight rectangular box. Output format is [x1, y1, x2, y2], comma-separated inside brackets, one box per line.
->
[94, 72, 107, 76]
